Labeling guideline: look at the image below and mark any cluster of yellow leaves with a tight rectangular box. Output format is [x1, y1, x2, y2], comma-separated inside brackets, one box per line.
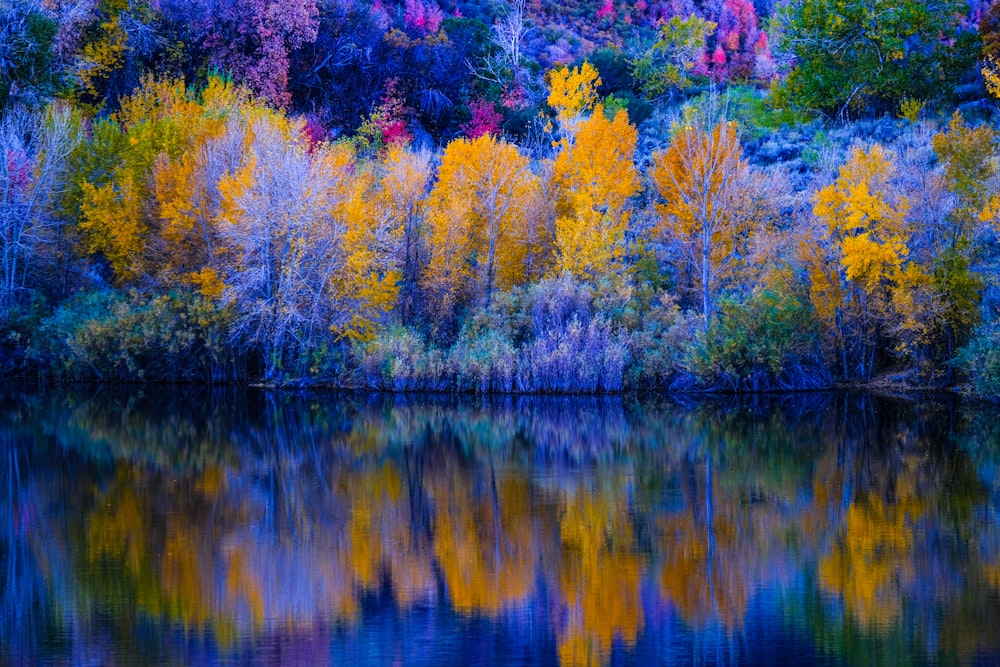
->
[75, 75, 406, 368]
[423, 134, 540, 317]
[548, 62, 602, 138]
[551, 106, 640, 280]
[430, 471, 536, 615]
[76, 3, 129, 110]
[78, 76, 245, 287]
[839, 233, 908, 293]
[818, 456, 925, 628]
[983, 57, 1000, 100]
[324, 145, 403, 342]
[378, 144, 433, 321]
[930, 110, 1000, 237]
[558, 482, 643, 667]
[808, 143, 911, 329]
[79, 176, 146, 281]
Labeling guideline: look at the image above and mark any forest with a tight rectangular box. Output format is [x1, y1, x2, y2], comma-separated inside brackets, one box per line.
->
[2, 0, 1000, 396]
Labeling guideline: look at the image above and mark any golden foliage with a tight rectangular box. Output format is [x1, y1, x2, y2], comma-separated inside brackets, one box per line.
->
[818, 458, 926, 629]
[558, 481, 644, 667]
[429, 471, 536, 615]
[805, 143, 911, 373]
[550, 106, 640, 280]
[378, 144, 432, 321]
[983, 57, 1000, 100]
[423, 134, 540, 322]
[79, 177, 146, 282]
[651, 120, 753, 321]
[548, 62, 602, 138]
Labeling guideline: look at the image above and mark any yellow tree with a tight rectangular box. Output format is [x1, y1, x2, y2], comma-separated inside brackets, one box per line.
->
[423, 134, 540, 330]
[378, 143, 432, 323]
[78, 175, 147, 281]
[933, 112, 997, 248]
[807, 143, 910, 380]
[547, 62, 602, 141]
[74, 0, 157, 112]
[428, 468, 536, 617]
[983, 57, 1000, 100]
[151, 77, 254, 297]
[914, 113, 998, 363]
[651, 120, 754, 326]
[658, 457, 753, 633]
[557, 477, 644, 667]
[550, 105, 640, 280]
[76, 76, 242, 285]
[818, 453, 927, 629]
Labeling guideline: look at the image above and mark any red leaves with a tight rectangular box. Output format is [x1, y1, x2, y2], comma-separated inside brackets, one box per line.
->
[461, 100, 503, 139]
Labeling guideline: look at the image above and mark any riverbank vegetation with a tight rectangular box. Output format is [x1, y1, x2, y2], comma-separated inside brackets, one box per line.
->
[2, 0, 1000, 396]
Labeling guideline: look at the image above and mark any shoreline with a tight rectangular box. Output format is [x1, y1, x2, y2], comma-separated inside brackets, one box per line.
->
[5, 373, 989, 402]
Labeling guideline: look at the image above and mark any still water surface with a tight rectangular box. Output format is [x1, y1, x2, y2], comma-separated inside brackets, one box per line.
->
[2, 388, 999, 666]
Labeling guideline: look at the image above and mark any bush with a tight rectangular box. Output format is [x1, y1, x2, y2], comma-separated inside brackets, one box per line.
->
[626, 293, 700, 391]
[357, 327, 447, 391]
[526, 275, 594, 336]
[956, 322, 1000, 400]
[520, 314, 629, 392]
[450, 323, 518, 393]
[357, 275, 636, 394]
[0, 294, 48, 375]
[693, 286, 828, 391]
[687, 86, 815, 139]
[37, 289, 240, 382]
[516, 276, 632, 392]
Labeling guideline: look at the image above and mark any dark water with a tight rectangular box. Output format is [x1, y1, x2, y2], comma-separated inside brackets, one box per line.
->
[2, 388, 999, 667]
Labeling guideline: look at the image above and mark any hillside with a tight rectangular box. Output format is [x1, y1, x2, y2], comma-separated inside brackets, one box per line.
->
[2, 0, 1000, 397]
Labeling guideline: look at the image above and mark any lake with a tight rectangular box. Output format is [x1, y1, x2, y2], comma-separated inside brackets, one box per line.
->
[2, 388, 999, 666]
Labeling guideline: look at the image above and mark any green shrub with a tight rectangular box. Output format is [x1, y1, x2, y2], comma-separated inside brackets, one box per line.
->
[450, 321, 518, 393]
[686, 86, 814, 139]
[357, 327, 447, 391]
[0, 294, 48, 374]
[626, 293, 700, 390]
[956, 322, 1000, 400]
[693, 287, 827, 391]
[37, 289, 239, 382]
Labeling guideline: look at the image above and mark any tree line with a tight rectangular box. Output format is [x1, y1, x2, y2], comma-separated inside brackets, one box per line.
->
[3, 0, 1000, 393]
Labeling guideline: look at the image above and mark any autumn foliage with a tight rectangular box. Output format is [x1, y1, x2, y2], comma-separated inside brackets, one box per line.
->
[1, 0, 1000, 394]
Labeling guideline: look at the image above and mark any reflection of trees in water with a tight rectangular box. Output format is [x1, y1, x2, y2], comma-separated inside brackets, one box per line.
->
[0, 436, 50, 663]
[803, 395, 1000, 663]
[2, 389, 1000, 665]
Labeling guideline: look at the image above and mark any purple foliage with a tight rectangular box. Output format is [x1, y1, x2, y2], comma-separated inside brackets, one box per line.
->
[403, 0, 443, 34]
[521, 315, 629, 393]
[528, 275, 593, 337]
[519, 276, 630, 393]
[172, 0, 319, 106]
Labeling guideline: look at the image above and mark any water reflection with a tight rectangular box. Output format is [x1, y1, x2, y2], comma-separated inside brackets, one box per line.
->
[2, 389, 999, 666]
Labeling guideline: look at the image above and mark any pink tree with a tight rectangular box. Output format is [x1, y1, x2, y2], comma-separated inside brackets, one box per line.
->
[709, 45, 727, 81]
[596, 0, 617, 21]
